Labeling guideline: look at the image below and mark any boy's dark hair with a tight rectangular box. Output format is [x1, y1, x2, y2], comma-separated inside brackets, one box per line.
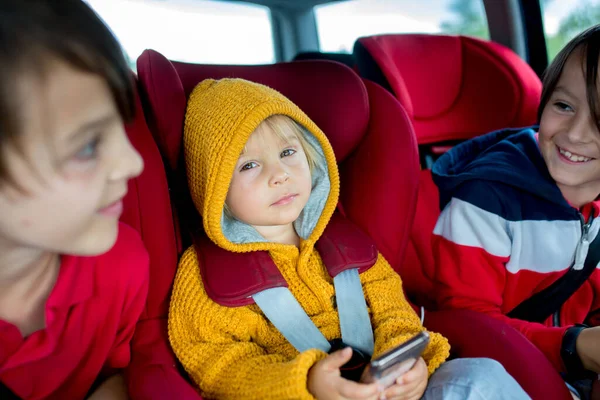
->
[0, 0, 134, 178]
[538, 24, 600, 130]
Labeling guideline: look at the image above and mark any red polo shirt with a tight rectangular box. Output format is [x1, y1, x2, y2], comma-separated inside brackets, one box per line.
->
[0, 223, 149, 399]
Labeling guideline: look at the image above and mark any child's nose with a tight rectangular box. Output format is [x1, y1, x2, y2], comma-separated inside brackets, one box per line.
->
[567, 113, 597, 143]
[269, 166, 290, 186]
[109, 135, 144, 182]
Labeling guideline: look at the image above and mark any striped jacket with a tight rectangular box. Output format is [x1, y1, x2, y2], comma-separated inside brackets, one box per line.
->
[431, 127, 600, 372]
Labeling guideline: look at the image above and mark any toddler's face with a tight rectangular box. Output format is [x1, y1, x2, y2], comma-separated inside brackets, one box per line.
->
[226, 120, 312, 233]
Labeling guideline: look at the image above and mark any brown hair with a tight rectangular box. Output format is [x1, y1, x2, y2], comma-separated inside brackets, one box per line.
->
[0, 0, 134, 178]
[538, 24, 600, 130]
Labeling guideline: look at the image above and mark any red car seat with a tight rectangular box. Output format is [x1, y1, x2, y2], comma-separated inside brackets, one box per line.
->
[137, 53, 418, 272]
[119, 95, 201, 399]
[293, 51, 357, 71]
[133, 50, 569, 399]
[354, 34, 542, 309]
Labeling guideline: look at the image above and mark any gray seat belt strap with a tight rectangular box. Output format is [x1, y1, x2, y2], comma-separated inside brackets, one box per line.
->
[334, 268, 375, 356]
[252, 268, 374, 356]
[253, 287, 332, 353]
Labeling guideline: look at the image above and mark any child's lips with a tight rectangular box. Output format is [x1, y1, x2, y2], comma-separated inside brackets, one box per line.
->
[98, 198, 124, 217]
[272, 194, 298, 206]
[556, 145, 594, 164]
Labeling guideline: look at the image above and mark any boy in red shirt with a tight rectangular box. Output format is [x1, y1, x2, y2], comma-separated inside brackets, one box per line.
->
[0, 1, 149, 398]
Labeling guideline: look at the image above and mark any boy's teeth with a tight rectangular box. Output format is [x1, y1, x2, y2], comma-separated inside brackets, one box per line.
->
[559, 147, 591, 162]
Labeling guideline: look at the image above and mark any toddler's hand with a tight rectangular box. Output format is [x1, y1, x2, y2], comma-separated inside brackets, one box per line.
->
[308, 347, 381, 400]
[379, 357, 428, 400]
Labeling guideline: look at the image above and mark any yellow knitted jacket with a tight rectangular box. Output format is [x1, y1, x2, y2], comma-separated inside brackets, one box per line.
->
[168, 78, 450, 400]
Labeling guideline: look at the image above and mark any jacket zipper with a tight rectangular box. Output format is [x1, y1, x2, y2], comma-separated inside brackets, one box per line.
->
[573, 212, 594, 270]
[553, 310, 560, 327]
[552, 212, 595, 327]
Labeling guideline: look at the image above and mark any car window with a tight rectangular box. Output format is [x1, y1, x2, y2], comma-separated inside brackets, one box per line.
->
[542, 0, 600, 61]
[315, 0, 489, 53]
[85, 0, 275, 69]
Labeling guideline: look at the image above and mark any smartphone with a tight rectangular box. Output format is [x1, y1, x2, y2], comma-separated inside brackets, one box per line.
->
[360, 331, 430, 388]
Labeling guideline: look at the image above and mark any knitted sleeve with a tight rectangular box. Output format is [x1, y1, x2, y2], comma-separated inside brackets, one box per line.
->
[168, 247, 327, 399]
[360, 253, 450, 375]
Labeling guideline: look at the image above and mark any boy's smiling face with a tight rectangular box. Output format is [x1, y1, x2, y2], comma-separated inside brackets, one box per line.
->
[226, 118, 312, 238]
[0, 58, 144, 256]
[538, 49, 600, 206]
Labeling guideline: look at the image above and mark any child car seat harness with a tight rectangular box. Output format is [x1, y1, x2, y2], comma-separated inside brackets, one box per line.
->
[194, 213, 377, 380]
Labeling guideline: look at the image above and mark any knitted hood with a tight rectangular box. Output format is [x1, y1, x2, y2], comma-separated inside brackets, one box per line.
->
[184, 78, 340, 253]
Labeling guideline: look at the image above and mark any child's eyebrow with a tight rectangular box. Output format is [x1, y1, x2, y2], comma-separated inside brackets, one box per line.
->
[554, 86, 575, 98]
[67, 113, 120, 143]
[277, 135, 300, 146]
[236, 148, 252, 164]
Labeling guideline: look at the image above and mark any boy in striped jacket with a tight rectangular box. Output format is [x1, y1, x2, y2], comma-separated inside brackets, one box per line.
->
[431, 25, 600, 399]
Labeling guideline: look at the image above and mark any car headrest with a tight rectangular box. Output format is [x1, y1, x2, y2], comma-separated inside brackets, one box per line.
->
[137, 50, 370, 171]
[355, 34, 542, 144]
[293, 51, 356, 69]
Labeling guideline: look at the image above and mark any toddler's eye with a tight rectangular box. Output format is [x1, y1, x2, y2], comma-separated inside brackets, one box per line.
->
[74, 137, 100, 161]
[281, 149, 296, 157]
[240, 161, 258, 171]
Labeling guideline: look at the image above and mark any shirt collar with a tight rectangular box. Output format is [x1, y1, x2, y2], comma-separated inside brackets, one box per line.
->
[45, 255, 94, 309]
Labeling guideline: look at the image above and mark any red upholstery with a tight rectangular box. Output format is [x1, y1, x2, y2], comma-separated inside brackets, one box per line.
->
[121, 95, 177, 321]
[355, 34, 541, 144]
[120, 95, 200, 399]
[197, 213, 378, 307]
[141, 56, 370, 169]
[424, 310, 571, 400]
[293, 51, 356, 70]
[354, 34, 542, 305]
[137, 51, 391, 255]
[134, 50, 569, 399]
[402, 169, 439, 308]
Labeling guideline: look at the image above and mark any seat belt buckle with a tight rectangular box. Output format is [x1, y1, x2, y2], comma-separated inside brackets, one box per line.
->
[329, 338, 371, 382]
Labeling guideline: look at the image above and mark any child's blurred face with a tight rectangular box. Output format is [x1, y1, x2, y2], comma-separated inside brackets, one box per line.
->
[0, 59, 143, 256]
[539, 49, 600, 198]
[226, 120, 312, 231]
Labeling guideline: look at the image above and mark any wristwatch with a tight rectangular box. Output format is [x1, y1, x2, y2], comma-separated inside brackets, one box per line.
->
[561, 324, 591, 379]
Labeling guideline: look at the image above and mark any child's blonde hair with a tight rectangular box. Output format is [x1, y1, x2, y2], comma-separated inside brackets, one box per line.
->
[224, 114, 323, 218]
[255, 115, 321, 172]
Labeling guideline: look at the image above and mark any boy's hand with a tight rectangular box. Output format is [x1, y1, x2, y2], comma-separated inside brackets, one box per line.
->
[577, 327, 600, 373]
[379, 358, 428, 400]
[308, 347, 381, 400]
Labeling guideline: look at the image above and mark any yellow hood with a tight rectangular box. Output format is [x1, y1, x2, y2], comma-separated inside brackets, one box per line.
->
[184, 78, 340, 253]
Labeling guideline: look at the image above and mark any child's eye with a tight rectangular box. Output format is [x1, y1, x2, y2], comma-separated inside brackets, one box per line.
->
[281, 149, 296, 157]
[73, 137, 100, 161]
[554, 101, 574, 112]
[240, 161, 258, 171]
